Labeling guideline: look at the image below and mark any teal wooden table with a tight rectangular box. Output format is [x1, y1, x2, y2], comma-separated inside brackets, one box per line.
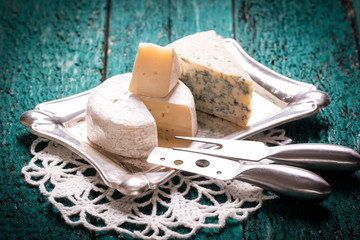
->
[1, 0, 360, 239]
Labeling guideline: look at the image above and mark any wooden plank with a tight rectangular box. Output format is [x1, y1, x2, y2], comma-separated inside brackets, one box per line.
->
[4, 0, 354, 238]
[234, 0, 360, 147]
[106, 0, 170, 78]
[234, 0, 360, 239]
[167, 1, 245, 239]
[0, 0, 107, 238]
[99, 2, 171, 238]
[353, 0, 360, 57]
[106, 0, 234, 78]
[103, 1, 244, 239]
[169, 0, 234, 40]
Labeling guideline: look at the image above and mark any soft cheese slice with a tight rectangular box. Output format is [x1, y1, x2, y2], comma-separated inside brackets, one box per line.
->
[86, 73, 157, 158]
[141, 81, 197, 137]
[129, 43, 181, 98]
[168, 30, 253, 127]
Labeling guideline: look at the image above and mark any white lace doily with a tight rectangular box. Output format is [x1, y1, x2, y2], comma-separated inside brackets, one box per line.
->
[22, 129, 291, 239]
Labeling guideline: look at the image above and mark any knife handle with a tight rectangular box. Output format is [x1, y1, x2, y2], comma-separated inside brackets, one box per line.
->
[267, 144, 360, 172]
[236, 164, 331, 201]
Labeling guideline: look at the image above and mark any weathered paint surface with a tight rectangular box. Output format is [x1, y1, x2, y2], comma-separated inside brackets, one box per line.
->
[237, 1, 360, 239]
[1, 0, 359, 239]
[106, 0, 170, 77]
[0, 0, 107, 239]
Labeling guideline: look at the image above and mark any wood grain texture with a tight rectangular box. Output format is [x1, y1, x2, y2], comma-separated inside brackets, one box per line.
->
[235, 0, 360, 147]
[167, 1, 241, 239]
[234, 0, 360, 239]
[106, 0, 170, 77]
[0, 0, 107, 238]
[169, 0, 234, 40]
[102, 1, 236, 239]
[354, 0, 360, 60]
[1, 0, 359, 239]
[100, 1, 172, 238]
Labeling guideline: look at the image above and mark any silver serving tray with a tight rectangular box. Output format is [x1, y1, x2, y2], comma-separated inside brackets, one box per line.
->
[20, 38, 330, 195]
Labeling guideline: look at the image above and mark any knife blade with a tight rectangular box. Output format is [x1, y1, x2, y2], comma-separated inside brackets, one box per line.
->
[148, 147, 241, 180]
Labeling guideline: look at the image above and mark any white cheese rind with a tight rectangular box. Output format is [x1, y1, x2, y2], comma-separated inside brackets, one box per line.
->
[86, 73, 197, 158]
[86, 73, 157, 158]
[129, 43, 181, 98]
[168, 30, 253, 127]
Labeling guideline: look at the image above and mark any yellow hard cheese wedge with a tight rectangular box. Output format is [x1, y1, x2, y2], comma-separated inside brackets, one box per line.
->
[168, 30, 253, 127]
[141, 81, 197, 137]
[129, 43, 181, 98]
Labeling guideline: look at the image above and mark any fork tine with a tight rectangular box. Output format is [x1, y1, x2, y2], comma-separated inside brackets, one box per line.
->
[173, 137, 267, 162]
[173, 147, 229, 158]
[175, 136, 228, 146]
[174, 136, 233, 159]
[173, 146, 244, 161]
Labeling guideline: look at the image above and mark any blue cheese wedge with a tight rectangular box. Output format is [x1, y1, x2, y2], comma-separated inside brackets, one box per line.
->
[168, 30, 253, 127]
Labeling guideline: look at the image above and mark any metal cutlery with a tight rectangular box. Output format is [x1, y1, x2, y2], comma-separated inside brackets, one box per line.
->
[147, 136, 360, 201]
[20, 37, 352, 198]
[173, 136, 360, 172]
[147, 147, 332, 201]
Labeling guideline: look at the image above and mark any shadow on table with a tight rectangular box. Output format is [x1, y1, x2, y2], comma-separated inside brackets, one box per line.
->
[260, 171, 360, 221]
[260, 197, 330, 220]
[17, 131, 38, 149]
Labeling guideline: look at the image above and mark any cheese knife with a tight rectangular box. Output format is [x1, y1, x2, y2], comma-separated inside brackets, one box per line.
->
[147, 147, 332, 201]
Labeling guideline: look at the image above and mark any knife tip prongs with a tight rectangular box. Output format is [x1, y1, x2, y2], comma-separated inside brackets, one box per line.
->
[175, 136, 226, 148]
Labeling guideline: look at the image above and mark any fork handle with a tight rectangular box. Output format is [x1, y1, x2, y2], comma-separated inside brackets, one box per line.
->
[267, 144, 360, 172]
[236, 164, 331, 201]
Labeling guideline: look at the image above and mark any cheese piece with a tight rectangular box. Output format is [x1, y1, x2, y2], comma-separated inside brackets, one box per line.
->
[168, 30, 253, 127]
[141, 81, 197, 137]
[129, 43, 181, 98]
[86, 73, 197, 158]
[86, 73, 157, 158]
